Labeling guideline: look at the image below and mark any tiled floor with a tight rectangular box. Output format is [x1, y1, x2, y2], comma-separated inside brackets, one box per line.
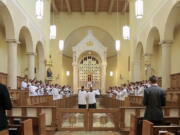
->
[54, 131, 121, 135]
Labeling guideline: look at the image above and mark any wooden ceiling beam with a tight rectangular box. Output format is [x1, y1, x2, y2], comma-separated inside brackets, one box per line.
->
[51, 0, 58, 13]
[81, 0, 85, 13]
[65, 0, 72, 13]
[95, 0, 99, 13]
[122, 0, 129, 14]
[108, 0, 115, 13]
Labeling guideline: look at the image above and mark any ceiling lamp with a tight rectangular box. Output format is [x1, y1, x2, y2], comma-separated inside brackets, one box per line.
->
[115, 40, 121, 51]
[135, 0, 143, 19]
[123, 25, 130, 40]
[59, 40, 64, 51]
[36, 0, 44, 19]
[50, 25, 56, 39]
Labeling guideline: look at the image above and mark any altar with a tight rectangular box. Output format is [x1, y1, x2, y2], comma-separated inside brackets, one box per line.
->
[72, 30, 107, 93]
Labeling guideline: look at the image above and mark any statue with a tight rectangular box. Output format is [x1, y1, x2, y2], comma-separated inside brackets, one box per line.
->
[47, 67, 53, 78]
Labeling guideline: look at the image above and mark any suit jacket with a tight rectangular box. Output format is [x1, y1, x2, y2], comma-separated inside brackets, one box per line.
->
[143, 85, 166, 121]
[0, 84, 12, 131]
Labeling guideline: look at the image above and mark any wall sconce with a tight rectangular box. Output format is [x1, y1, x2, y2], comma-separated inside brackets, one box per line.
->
[110, 71, 113, 77]
[66, 71, 70, 76]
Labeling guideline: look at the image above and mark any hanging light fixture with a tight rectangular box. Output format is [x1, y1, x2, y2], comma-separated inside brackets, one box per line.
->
[135, 0, 143, 19]
[59, 40, 64, 51]
[50, 25, 56, 39]
[50, 6, 57, 40]
[123, 25, 130, 40]
[115, 0, 121, 51]
[115, 40, 121, 51]
[35, 0, 44, 19]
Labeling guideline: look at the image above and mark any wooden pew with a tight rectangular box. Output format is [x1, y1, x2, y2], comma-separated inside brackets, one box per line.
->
[142, 120, 180, 135]
[129, 115, 138, 135]
[130, 115, 180, 135]
[9, 119, 33, 135]
[164, 132, 175, 135]
[0, 130, 9, 135]
[8, 113, 46, 135]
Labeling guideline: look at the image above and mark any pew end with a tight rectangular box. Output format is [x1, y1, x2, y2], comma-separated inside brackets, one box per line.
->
[21, 119, 33, 135]
[142, 120, 154, 135]
[0, 130, 9, 135]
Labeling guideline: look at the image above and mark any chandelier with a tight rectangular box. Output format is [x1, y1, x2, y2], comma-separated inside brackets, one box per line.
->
[135, 0, 143, 19]
[35, 0, 44, 19]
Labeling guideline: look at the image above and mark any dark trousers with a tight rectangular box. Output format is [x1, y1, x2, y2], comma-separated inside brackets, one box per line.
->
[0, 109, 8, 131]
[78, 104, 86, 109]
[88, 103, 96, 109]
[150, 120, 163, 125]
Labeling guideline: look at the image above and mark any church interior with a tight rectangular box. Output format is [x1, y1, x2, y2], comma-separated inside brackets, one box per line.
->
[0, 0, 180, 135]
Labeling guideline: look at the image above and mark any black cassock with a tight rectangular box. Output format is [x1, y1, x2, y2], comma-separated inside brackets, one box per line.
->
[0, 83, 12, 131]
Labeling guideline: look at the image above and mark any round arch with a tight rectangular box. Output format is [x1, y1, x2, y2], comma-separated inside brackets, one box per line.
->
[145, 27, 161, 54]
[18, 26, 34, 53]
[163, 1, 180, 41]
[0, 1, 15, 39]
[65, 25, 115, 43]
[64, 26, 115, 58]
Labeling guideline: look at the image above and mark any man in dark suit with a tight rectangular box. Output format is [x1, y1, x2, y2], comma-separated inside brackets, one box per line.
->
[0, 83, 12, 131]
[143, 75, 166, 125]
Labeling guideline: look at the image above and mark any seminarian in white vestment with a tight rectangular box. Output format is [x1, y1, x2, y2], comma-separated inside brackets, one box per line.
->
[78, 86, 87, 109]
[87, 87, 100, 109]
[29, 84, 38, 96]
[52, 87, 60, 100]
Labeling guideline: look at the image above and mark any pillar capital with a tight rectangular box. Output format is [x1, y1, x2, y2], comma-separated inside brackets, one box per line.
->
[72, 63, 78, 67]
[159, 40, 173, 47]
[6, 39, 20, 44]
[26, 52, 36, 56]
[144, 53, 153, 57]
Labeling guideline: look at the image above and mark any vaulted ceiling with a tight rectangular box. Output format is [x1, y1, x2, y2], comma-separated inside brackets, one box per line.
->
[51, 0, 129, 13]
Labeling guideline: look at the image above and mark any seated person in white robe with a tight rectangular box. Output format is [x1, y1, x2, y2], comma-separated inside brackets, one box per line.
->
[29, 82, 38, 96]
[52, 84, 61, 100]
[138, 85, 144, 96]
[21, 78, 28, 90]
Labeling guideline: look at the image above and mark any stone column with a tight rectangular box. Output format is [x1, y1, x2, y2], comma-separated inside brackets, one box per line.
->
[116, 52, 120, 85]
[133, 60, 141, 82]
[7, 39, 18, 89]
[27, 52, 35, 79]
[73, 63, 78, 93]
[144, 53, 152, 80]
[38, 56, 45, 81]
[101, 63, 107, 93]
[160, 40, 173, 90]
